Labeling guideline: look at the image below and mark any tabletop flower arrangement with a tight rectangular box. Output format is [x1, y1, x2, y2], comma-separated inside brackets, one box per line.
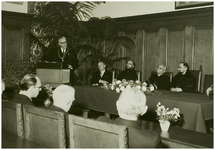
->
[155, 102, 180, 131]
[101, 79, 162, 95]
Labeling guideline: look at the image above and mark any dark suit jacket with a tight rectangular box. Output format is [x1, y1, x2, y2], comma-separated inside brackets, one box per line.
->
[114, 118, 163, 148]
[148, 74, 171, 90]
[41, 105, 87, 117]
[42, 104, 67, 113]
[91, 70, 112, 84]
[10, 94, 34, 106]
[171, 70, 196, 93]
[118, 69, 138, 81]
[97, 116, 163, 148]
[42, 46, 79, 69]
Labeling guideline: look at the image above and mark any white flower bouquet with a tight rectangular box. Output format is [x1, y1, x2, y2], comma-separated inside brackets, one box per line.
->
[101, 79, 162, 95]
[155, 102, 180, 123]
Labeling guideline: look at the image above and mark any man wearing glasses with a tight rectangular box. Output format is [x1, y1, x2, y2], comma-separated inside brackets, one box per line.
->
[147, 65, 170, 90]
[42, 35, 79, 85]
[10, 74, 42, 106]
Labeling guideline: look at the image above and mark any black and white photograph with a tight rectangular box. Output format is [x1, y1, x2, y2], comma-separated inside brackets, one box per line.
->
[1, 1, 214, 148]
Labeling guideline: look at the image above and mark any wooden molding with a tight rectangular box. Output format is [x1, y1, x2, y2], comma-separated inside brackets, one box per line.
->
[115, 7, 213, 32]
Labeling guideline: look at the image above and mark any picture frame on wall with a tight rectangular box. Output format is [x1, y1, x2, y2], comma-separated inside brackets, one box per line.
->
[175, 1, 213, 9]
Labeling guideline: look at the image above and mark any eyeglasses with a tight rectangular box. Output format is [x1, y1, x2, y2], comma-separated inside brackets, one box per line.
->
[34, 86, 42, 90]
[157, 67, 165, 70]
[58, 42, 67, 44]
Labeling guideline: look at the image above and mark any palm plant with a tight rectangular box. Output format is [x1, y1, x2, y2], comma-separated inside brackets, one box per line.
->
[29, 1, 99, 62]
[29, 2, 135, 84]
[77, 17, 135, 74]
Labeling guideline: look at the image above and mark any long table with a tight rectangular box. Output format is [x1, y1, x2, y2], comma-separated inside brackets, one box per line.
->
[73, 86, 213, 133]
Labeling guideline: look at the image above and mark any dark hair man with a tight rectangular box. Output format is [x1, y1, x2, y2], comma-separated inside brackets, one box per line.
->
[10, 74, 42, 105]
[42, 36, 79, 85]
[170, 62, 196, 93]
[117, 60, 138, 81]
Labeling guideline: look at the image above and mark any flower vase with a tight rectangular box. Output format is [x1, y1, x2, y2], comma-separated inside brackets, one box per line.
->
[159, 120, 170, 132]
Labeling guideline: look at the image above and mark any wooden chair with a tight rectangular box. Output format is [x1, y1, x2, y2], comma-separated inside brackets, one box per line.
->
[151, 71, 173, 82]
[190, 70, 202, 93]
[68, 115, 128, 148]
[136, 71, 141, 81]
[23, 105, 67, 148]
[2, 100, 24, 138]
[204, 74, 213, 93]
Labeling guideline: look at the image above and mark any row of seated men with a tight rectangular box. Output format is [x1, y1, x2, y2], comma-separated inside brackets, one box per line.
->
[91, 60, 197, 93]
[2, 74, 165, 148]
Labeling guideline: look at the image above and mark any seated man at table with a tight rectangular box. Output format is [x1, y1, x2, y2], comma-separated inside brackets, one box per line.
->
[10, 74, 42, 106]
[117, 60, 138, 81]
[91, 61, 112, 86]
[98, 87, 163, 148]
[147, 65, 170, 90]
[170, 62, 196, 93]
[47, 85, 75, 113]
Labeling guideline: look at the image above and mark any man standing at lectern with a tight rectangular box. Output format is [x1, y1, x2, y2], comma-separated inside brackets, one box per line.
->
[42, 36, 79, 85]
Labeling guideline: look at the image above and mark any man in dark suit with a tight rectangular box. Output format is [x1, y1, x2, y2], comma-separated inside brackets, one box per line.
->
[171, 62, 196, 93]
[117, 60, 138, 81]
[42, 36, 79, 85]
[98, 87, 163, 148]
[10, 74, 42, 106]
[147, 65, 170, 90]
[91, 61, 112, 86]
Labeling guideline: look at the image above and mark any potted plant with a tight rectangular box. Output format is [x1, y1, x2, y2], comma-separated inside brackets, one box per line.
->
[155, 102, 180, 131]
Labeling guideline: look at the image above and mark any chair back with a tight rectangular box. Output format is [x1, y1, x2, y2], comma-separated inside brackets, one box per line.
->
[190, 70, 202, 93]
[204, 74, 213, 93]
[151, 71, 173, 82]
[136, 71, 141, 81]
[68, 115, 128, 148]
[23, 105, 67, 148]
[2, 100, 24, 137]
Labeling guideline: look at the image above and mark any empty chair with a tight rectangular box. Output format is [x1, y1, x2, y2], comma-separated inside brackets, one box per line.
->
[2, 100, 24, 138]
[68, 115, 128, 148]
[190, 70, 202, 93]
[204, 74, 213, 93]
[23, 105, 67, 148]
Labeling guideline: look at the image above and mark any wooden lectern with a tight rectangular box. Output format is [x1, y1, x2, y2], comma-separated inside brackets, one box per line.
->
[36, 62, 70, 87]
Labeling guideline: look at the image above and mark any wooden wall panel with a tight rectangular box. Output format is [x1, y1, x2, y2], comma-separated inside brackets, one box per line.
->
[135, 30, 143, 72]
[116, 7, 213, 93]
[168, 30, 184, 75]
[4, 27, 24, 60]
[145, 32, 157, 80]
[195, 27, 213, 92]
[195, 28, 213, 73]
[2, 11, 32, 61]
[184, 26, 195, 69]
[157, 28, 168, 66]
